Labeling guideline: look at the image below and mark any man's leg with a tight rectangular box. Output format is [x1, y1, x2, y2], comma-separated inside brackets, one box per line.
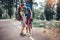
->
[28, 26, 31, 34]
[28, 18, 31, 34]
[26, 26, 28, 33]
[26, 18, 31, 33]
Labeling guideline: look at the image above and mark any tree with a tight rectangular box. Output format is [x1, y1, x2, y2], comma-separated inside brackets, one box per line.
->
[0, 7, 4, 18]
[8, 7, 13, 18]
[0, 0, 14, 18]
[33, 9, 41, 19]
[56, 0, 60, 20]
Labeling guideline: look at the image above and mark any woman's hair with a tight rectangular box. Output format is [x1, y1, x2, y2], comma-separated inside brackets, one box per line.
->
[18, 3, 25, 13]
[18, 6, 21, 13]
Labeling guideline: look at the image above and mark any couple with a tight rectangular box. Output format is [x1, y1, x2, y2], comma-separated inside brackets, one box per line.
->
[17, 3, 32, 36]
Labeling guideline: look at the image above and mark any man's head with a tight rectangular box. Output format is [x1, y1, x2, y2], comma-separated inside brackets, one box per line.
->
[21, 3, 25, 8]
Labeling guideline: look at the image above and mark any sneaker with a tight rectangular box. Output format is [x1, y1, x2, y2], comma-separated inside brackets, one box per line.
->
[27, 33, 31, 37]
[20, 33, 23, 35]
[20, 33, 26, 37]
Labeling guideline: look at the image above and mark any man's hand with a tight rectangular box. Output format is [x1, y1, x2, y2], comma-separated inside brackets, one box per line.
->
[30, 18, 33, 22]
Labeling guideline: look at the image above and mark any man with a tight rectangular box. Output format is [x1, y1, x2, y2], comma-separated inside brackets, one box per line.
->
[20, 3, 32, 36]
[25, 7, 32, 35]
[26, 0, 33, 34]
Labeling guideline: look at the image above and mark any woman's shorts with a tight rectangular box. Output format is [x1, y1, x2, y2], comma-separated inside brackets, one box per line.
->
[21, 17, 26, 27]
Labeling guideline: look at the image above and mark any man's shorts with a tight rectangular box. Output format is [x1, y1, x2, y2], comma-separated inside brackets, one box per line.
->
[26, 18, 32, 27]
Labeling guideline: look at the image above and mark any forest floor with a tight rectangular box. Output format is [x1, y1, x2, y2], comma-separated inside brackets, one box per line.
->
[38, 28, 60, 40]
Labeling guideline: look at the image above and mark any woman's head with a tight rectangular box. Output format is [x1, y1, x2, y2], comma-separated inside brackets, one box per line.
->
[17, 3, 25, 12]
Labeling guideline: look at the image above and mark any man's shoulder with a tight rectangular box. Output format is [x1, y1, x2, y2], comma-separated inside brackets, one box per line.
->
[25, 7, 30, 9]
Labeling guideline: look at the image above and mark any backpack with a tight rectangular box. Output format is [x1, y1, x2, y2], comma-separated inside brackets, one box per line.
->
[15, 12, 22, 21]
[25, 8, 31, 18]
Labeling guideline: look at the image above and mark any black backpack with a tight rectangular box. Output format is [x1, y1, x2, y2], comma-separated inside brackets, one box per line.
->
[15, 12, 22, 21]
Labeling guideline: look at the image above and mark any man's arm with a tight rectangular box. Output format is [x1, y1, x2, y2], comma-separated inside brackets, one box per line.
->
[30, 9, 32, 19]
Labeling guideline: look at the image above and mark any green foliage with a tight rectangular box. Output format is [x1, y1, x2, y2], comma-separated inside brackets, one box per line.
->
[33, 8, 45, 20]
[32, 19, 46, 27]
[0, 6, 4, 18]
[8, 7, 13, 18]
[0, 0, 14, 18]
[33, 9, 41, 19]
[0, 7, 4, 14]
[40, 13, 44, 20]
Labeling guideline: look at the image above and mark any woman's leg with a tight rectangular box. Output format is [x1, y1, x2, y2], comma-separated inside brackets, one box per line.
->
[20, 21, 25, 35]
[21, 26, 24, 34]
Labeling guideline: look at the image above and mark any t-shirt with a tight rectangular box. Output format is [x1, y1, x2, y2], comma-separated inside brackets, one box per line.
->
[20, 8, 26, 17]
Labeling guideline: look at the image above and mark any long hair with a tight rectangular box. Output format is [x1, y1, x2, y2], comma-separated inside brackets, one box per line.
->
[18, 3, 25, 13]
[18, 6, 21, 13]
